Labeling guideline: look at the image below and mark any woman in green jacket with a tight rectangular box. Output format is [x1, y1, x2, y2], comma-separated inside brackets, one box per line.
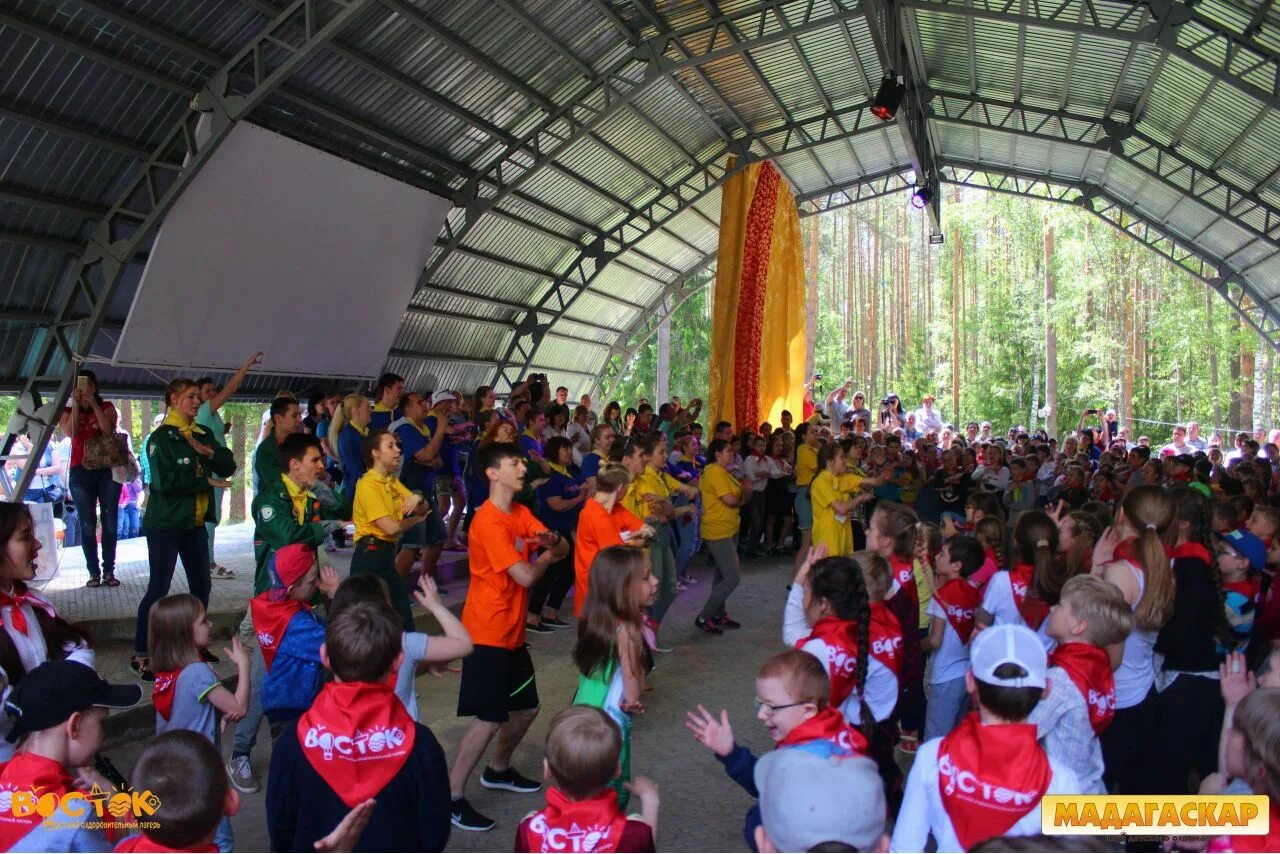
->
[131, 378, 237, 682]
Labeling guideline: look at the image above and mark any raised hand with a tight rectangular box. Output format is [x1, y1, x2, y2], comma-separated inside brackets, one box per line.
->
[314, 798, 376, 852]
[318, 566, 341, 598]
[413, 574, 444, 610]
[1220, 652, 1256, 706]
[685, 704, 734, 757]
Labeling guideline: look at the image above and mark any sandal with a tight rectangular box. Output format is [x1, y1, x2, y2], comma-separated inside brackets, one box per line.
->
[85, 578, 101, 588]
[104, 575, 120, 587]
[213, 566, 236, 580]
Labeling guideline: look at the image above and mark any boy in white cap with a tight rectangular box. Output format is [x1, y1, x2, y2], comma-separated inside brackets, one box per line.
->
[891, 624, 1080, 853]
[754, 751, 889, 852]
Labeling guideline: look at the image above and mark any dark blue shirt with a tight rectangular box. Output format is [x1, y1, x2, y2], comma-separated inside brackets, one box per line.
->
[394, 420, 435, 495]
[580, 452, 603, 481]
[536, 469, 584, 533]
[337, 425, 366, 503]
[519, 433, 543, 459]
[262, 609, 326, 718]
[424, 414, 457, 477]
[369, 405, 401, 432]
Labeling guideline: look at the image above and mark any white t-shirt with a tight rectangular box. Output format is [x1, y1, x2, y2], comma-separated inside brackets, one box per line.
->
[890, 737, 1081, 853]
[394, 632, 428, 722]
[783, 585, 899, 723]
[0, 603, 95, 761]
[925, 598, 970, 685]
[981, 572, 1055, 650]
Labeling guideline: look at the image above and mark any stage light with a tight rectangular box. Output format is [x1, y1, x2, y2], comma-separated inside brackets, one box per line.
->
[871, 75, 906, 120]
[910, 184, 933, 209]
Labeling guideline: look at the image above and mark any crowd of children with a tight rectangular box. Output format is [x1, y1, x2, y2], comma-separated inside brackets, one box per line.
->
[2, 376, 1280, 852]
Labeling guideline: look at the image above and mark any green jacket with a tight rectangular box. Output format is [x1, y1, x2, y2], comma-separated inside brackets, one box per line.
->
[252, 476, 350, 594]
[253, 432, 281, 494]
[143, 424, 236, 532]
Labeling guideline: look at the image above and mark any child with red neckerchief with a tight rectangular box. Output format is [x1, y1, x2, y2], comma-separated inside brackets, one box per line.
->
[250, 543, 341, 734]
[0, 660, 141, 852]
[147, 594, 253, 851]
[865, 503, 925, 753]
[977, 511, 1059, 647]
[516, 706, 658, 853]
[890, 624, 1080, 853]
[923, 536, 987, 741]
[266, 600, 451, 852]
[1031, 575, 1132, 795]
[686, 650, 872, 851]
[1217, 528, 1267, 655]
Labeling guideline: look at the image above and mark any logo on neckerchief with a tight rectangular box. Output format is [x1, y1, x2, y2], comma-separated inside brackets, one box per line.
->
[868, 600, 903, 677]
[249, 591, 307, 671]
[937, 714, 1051, 850]
[1008, 564, 1049, 630]
[934, 578, 982, 643]
[776, 706, 869, 756]
[520, 787, 629, 853]
[890, 555, 918, 608]
[1048, 642, 1116, 734]
[297, 681, 415, 807]
[798, 617, 861, 708]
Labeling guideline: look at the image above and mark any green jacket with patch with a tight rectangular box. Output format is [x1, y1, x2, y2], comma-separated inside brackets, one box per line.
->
[143, 424, 236, 532]
[252, 476, 351, 594]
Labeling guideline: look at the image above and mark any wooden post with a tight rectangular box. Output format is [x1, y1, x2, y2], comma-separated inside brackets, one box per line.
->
[1043, 214, 1057, 439]
[229, 412, 247, 523]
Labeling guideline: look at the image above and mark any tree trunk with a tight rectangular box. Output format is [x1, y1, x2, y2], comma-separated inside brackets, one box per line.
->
[846, 208, 856, 375]
[1208, 288, 1221, 432]
[229, 413, 247, 524]
[1241, 298, 1256, 430]
[118, 399, 133, 443]
[1043, 214, 1058, 439]
[951, 225, 962, 420]
[139, 401, 153, 440]
[1229, 314, 1242, 431]
[870, 199, 881, 396]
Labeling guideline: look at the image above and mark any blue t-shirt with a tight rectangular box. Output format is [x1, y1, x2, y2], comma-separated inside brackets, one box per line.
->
[369, 405, 401, 432]
[536, 469, 584, 533]
[393, 419, 435, 495]
[424, 414, 458, 477]
[519, 433, 543, 459]
[337, 424, 366, 501]
[580, 452, 603, 481]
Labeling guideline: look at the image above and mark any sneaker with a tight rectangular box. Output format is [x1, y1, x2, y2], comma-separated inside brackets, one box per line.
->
[480, 766, 541, 793]
[898, 730, 920, 755]
[695, 617, 723, 635]
[714, 615, 742, 630]
[542, 617, 570, 629]
[226, 755, 261, 794]
[525, 622, 553, 635]
[650, 639, 673, 653]
[450, 797, 496, 832]
[213, 565, 236, 580]
[676, 580, 689, 592]
[130, 656, 156, 683]
[680, 573, 699, 585]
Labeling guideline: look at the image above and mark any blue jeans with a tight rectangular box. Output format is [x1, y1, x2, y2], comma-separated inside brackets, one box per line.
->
[647, 527, 678, 625]
[117, 503, 140, 539]
[670, 495, 700, 575]
[215, 815, 233, 852]
[233, 612, 267, 759]
[135, 527, 210, 656]
[68, 466, 122, 580]
[206, 486, 224, 563]
[925, 675, 970, 741]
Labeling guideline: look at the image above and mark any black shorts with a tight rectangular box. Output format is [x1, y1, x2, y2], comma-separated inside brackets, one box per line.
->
[457, 644, 539, 723]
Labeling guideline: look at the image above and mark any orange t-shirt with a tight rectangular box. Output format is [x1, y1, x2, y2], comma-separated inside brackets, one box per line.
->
[573, 499, 644, 616]
[461, 500, 548, 649]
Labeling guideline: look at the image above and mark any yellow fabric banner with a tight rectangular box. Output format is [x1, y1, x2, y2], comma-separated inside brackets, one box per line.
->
[709, 157, 807, 430]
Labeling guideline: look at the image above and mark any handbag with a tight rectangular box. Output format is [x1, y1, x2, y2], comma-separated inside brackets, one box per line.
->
[81, 433, 127, 471]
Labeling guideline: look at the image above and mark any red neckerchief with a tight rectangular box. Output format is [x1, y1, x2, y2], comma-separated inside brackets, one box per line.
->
[249, 591, 307, 671]
[153, 668, 180, 722]
[0, 753, 75, 847]
[1209, 802, 1280, 852]
[1008, 564, 1049, 630]
[114, 835, 218, 852]
[1170, 541, 1213, 564]
[798, 617, 860, 707]
[890, 555, 918, 608]
[934, 578, 982, 643]
[777, 706, 869, 756]
[519, 787, 628, 853]
[937, 714, 1052, 850]
[1225, 577, 1262, 604]
[1113, 536, 1173, 563]
[868, 601, 903, 677]
[0, 582, 57, 636]
[1048, 642, 1116, 734]
[297, 681, 416, 807]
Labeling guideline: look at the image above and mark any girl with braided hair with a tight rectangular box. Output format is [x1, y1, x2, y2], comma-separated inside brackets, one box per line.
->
[977, 510, 1059, 642]
[1151, 485, 1232, 794]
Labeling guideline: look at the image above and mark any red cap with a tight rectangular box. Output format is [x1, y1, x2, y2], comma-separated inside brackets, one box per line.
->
[274, 543, 316, 588]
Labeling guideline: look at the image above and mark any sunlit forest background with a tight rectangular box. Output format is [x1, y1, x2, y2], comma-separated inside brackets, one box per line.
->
[603, 186, 1279, 443]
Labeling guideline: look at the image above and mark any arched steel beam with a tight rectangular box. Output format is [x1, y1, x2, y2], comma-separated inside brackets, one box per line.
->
[0, 0, 382, 501]
[489, 98, 890, 394]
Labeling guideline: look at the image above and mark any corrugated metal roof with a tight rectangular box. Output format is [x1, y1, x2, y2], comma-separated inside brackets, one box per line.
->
[2, 0, 1278, 400]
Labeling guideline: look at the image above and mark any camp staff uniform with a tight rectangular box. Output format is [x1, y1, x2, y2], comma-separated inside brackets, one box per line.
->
[253, 475, 349, 595]
[352, 469, 418, 631]
[626, 464, 680, 627]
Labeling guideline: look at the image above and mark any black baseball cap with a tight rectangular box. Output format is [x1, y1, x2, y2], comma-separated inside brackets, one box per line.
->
[5, 661, 142, 742]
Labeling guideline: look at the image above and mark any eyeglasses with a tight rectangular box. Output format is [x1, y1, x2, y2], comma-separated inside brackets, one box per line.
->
[754, 698, 808, 716]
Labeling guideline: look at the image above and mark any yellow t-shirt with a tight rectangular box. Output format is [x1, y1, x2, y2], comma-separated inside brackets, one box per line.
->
[810, 469, 855, 556]
[913, 558, 935, 629]
[795, 444, 819, 487]
[353, 469, 413, 542]
[700, 463, 742, 541]
[627, 465, 670, 520]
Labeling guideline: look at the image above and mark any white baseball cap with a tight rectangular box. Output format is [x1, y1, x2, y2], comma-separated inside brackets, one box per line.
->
[431, 390, 458, 406]
[970, 623, 1046, 689]
[754, 751, 886, 852]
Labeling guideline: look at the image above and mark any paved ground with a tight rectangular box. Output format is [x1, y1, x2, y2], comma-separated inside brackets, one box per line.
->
[84, 532, 797, 852]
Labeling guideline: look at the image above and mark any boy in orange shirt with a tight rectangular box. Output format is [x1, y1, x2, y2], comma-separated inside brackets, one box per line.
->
[450, 441, 569, 833]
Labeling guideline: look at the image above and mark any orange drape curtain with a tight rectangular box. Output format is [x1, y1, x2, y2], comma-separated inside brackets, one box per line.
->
[708, 158, 807, 431]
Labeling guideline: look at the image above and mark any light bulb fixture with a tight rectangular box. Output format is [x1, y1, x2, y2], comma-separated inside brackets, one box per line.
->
[871, 74, 906, 120]
[910, 184, 933, 210]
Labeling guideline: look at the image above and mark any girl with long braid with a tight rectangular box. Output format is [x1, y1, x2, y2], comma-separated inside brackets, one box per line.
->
[1152, 485, 1232, 794]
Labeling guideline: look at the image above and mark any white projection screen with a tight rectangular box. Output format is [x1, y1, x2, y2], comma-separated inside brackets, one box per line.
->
[114, 122, 451, 381]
